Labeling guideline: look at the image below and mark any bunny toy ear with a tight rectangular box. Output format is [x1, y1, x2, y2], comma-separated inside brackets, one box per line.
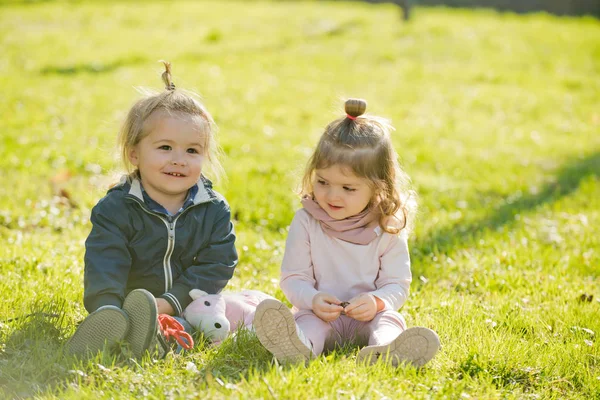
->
[189, 289, 209, 300]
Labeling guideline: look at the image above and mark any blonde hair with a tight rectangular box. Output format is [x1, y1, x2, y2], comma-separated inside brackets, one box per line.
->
[118, 61, 224, 182]
[301, 98, 417, 234]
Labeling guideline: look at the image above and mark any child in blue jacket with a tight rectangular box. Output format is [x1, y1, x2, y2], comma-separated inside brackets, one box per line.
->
[67, 62, 238, 358]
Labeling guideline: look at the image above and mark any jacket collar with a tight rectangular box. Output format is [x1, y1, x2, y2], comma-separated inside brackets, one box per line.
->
[121, 174, 214, 205]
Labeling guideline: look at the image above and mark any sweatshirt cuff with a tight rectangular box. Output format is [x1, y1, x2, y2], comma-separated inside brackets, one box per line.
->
[300, 288, 321, 310]
[85, 293, 123, 314]
[369, 290, 394, 311]
[160, 283, 192, 316]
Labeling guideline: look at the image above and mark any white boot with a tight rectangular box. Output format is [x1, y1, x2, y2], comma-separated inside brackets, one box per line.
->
[253, 299, 314, 365]
[357, 327, 440, 368]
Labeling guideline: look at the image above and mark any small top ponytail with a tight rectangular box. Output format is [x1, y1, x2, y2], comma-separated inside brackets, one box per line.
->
[345, 98, 367, 119]
[160, 60, 176, 91]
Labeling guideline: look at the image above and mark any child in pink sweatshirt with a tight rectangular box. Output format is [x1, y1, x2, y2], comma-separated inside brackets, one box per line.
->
[253, 98, 440, 367]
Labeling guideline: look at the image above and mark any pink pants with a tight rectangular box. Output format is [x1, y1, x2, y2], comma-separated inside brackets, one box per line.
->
[294, 309, 407, 355]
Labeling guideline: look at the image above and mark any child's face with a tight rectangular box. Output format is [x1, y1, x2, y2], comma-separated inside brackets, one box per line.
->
[128, 111, 206, 206]
[313, 164, 374, 220]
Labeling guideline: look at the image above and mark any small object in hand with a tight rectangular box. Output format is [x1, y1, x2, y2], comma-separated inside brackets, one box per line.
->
[339, 301, 350, 315]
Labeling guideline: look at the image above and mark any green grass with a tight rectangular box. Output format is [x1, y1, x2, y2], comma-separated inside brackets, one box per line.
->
[1, 0, 599, 398]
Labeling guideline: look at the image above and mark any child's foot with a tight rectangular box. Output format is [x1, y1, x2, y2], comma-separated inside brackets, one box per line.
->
[66, 305, 129, 356]
[357, 327, 440, 368]
[253, 299, 313, 365]
[122, 289, 166, 359]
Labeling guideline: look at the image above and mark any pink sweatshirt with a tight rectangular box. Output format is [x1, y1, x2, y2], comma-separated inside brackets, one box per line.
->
[280, 209, 412, 312]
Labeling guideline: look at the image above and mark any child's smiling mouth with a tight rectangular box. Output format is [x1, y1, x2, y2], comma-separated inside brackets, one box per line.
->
[164, 172, 186, 177]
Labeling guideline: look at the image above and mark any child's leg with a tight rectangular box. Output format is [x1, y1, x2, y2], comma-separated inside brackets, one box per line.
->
[327, 315, 366, 349]
[364, 310, 407, 347]
[253, 299, 318, 364]
[66, 305, 129, 356]
[295, 309, 335, 356]
[357, 311, 440, 368]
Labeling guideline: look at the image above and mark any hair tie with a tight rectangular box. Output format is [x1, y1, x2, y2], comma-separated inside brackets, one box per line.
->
[346, 114, 357, 120]
[160, 60, 176, 91]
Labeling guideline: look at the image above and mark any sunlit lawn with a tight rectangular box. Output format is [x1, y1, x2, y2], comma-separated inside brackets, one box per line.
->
[1, 1, 599, 398]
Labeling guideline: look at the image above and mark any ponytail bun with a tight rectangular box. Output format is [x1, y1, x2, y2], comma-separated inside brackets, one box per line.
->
[345, 98, 367, 118]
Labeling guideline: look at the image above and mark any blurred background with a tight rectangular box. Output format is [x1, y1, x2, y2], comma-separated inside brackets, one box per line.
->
[1, 0, 599, 279]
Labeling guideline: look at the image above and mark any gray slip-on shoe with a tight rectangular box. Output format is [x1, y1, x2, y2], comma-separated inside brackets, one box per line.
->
[122, 289, 165, 359]
[66, 305, 129, 357]
[357, 326, 440, 368]
[253, 299, 313, 365]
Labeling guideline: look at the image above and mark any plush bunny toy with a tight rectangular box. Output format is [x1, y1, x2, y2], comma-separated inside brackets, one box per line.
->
[183, 289, 276, 345]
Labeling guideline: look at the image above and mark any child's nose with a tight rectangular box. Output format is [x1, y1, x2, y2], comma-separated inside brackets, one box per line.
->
[171, 152, 187, 166]
[327, 187, 342, 201]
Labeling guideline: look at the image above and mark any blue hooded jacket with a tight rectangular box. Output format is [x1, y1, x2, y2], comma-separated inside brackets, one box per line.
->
[83, 175, 238, 316]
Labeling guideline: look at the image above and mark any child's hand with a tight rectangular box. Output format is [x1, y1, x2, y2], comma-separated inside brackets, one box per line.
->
[312, 292, 344, 322]
[344, 293, 379, 322]
[156, 298, 175, 315]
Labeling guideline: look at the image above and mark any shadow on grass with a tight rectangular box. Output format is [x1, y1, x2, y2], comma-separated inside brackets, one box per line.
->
[0, 301, 70, 398]
[412, 151, 600, 266]
[200, 327, 366, 384]
[200, 328, 273, 380]
[40, 55, 148, 75]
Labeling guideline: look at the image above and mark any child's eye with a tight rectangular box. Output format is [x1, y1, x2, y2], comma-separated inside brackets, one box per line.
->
[343, 187, 356, 192]
[187, 148, 199, 154]
[317, 180, 327, 186]
[158, 145, 171, 151]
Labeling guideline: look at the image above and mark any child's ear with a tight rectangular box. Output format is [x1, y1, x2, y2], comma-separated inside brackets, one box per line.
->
[128, 147, 139, 166]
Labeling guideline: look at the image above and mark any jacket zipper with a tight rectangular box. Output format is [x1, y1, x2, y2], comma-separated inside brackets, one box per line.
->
[128, 197, 200, 292]
[163, 214, 183, 292]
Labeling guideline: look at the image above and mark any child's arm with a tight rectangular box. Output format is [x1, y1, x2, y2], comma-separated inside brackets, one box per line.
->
[280, 210, 322, 310]
[159, 201, 237, 316]
[156, 298, 175, 315]
[345, 234, 411, 321]
[83, 201, 132, 313]
[369, 232, 412, 311]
